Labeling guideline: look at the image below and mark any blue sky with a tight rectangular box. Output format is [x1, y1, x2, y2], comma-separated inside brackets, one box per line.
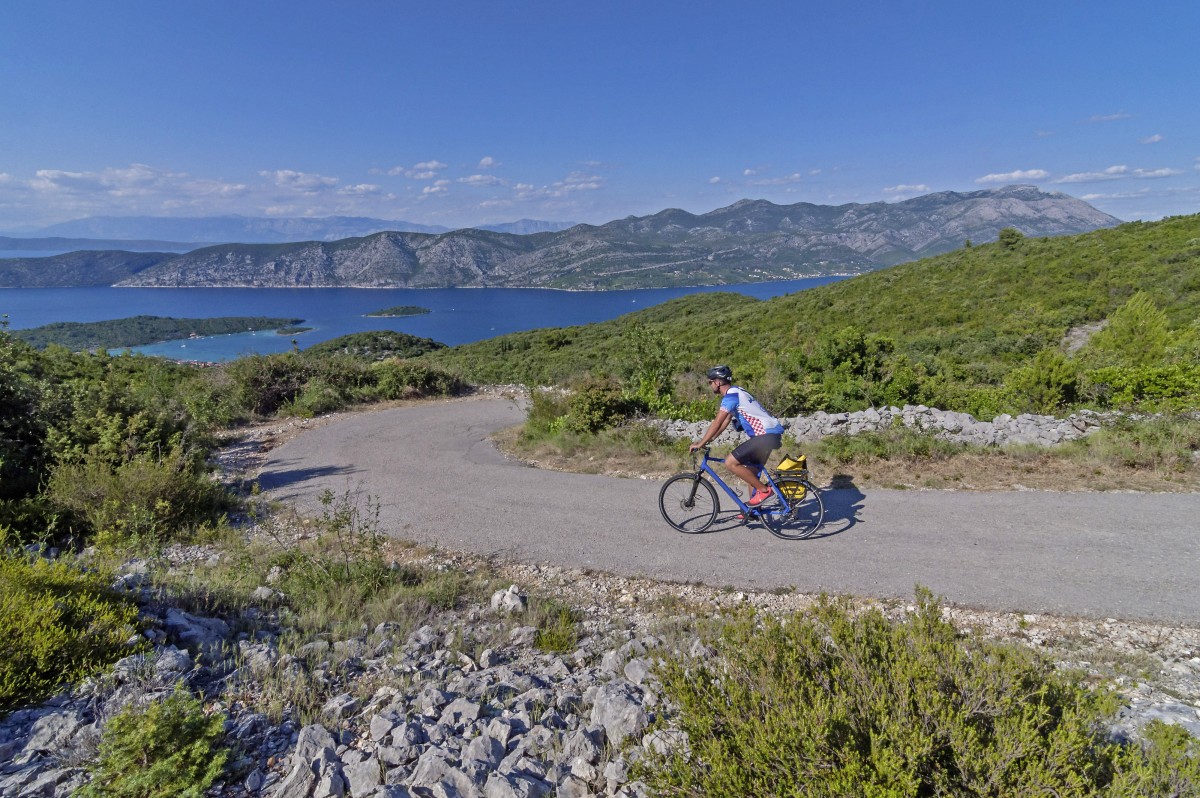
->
[2, 1, 1197, 231]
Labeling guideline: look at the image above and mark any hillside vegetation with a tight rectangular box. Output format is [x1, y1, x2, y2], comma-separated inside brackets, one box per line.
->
[12, 315, 303, 351]
[426, 215, 1200, 418]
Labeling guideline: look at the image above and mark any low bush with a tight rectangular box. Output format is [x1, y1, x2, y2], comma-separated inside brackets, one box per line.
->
[369, 358, 464, 400]
[810, 425, 971, 465]
[78, 689, 228, 798]
[563, 378, 636, 433]
[1060, 414, 1200, 473]
[47, 446, 231, 549]
[0, 547, 142, 712]
[639, 590, 1199, 796]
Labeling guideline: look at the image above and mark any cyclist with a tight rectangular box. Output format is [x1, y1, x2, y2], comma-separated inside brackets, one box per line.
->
[689, 365, 785, 506]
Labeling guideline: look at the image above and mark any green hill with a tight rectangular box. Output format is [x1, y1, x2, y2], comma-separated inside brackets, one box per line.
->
[425, 215, 1200, 417]
[12, 316, 303, 351]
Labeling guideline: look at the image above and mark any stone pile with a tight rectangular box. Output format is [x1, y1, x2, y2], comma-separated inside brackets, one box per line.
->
[4, 547, 1200, 798]
[0, 568, 677, 798]
[652, 405, 1108, 448]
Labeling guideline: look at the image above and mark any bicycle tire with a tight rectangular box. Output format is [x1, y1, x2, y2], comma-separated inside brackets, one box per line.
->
[756, 477, 823, 540]
[658, 473, 719, 533]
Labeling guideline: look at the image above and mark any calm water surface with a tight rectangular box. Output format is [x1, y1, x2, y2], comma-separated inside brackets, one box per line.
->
[0, 278, 845, 361]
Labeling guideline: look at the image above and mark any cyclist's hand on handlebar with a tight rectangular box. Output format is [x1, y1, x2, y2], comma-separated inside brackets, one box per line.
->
[689, 442, 702, 453]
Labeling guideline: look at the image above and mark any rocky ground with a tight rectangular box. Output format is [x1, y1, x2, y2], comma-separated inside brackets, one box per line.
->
[3, 395, 1199, 798]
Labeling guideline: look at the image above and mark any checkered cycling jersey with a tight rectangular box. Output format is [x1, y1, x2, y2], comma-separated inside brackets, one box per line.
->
[720, 386, 785, 437]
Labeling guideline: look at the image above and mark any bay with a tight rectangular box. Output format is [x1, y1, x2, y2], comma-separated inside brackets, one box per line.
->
[0, 277, 846, 361]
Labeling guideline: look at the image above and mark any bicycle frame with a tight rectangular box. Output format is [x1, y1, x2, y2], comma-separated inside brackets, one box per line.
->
[692, 447, 790, 519]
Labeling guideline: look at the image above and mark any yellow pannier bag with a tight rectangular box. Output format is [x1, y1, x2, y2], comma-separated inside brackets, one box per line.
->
[777, 453, 807, 471]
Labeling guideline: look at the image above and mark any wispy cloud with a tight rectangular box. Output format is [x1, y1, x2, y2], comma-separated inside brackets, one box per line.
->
[1140, 134, 1164, 144]
[883, 184, 930, 194]
[974, 169, 1049, 184]
[261, 169, 339, 193]
[748, 173, 805, 186]
[477, 156, 500, 169]
[1085, 112, 1132, 123]
[708, 176, 722, 184]
[458, 174, 505, 187]
[1055, 165, 1183, 183]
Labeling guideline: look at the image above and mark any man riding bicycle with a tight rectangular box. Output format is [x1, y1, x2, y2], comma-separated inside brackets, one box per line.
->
[689, 365, 784, 506]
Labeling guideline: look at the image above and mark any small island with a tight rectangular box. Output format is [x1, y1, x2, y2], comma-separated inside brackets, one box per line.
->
[276, 325, 314, 335]
[12, 315, 306, 351]
[365, 305, 431, 318]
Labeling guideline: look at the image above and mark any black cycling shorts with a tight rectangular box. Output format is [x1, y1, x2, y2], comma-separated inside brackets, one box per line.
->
[732, 433, 782, 467]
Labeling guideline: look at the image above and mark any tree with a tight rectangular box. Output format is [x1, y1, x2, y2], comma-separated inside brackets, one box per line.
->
[998, 227, 1025, 250]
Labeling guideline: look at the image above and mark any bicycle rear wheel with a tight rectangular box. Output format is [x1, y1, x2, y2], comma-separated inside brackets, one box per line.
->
[658, 473, 719, 533]
[756, 477, 823, 540]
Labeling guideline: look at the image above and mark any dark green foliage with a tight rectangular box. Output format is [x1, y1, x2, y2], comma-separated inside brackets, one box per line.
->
[0, 327, 47, 499]
[78, 689, 228, 798]
[1081, 291, 1173, 368]
[364, 305, 431, 317]
[998, 226, 1025, 249]
[369, 359, 464, 400]
[12, 315, 302, 351]
[1005, 349, 1079, 413]
[47, 447, 231, 549]
[639, 590, 1197, 796]
[563, 378, 637, 433]
[303, 330, 446, 360]
[1, 546, 142, 712]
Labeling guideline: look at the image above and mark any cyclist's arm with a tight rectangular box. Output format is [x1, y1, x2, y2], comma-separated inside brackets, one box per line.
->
[690, 409, 733, 451]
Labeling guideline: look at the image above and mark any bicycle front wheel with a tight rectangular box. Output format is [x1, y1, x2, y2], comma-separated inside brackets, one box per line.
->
[757, 477, 824, 540]
[658, 473, 719, 533]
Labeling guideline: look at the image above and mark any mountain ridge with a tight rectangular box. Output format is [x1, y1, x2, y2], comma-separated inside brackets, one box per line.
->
[0, 187, 1120, 289]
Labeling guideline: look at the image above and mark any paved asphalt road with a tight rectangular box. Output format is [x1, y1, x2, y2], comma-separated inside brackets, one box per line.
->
[259, 398, 1200, 624]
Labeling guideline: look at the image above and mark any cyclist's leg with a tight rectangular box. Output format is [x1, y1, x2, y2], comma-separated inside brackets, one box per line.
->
[727, 434, 781, 493]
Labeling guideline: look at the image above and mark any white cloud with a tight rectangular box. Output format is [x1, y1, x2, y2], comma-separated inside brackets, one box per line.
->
[974, 169, 1049, 184]
[458, 174, 504, 187]
[421, 183, 448, 196]
[413, 160, 447, 171]
[1056, 165, 1182, 183]
[338, 183, 384, 196]
[748, 173, 805, 186]
[1085, 112, 1132, 123]
[477, 156, 500, 169]
[742, 168, 758, 176]
[884, 184, 930, 194]
[708, 176, 722, 184]
[261, 169, 339, 193]
[385, 165, 406, 176]
[1140, 134, 1164, 144]
[1035, 130, 1055, 138]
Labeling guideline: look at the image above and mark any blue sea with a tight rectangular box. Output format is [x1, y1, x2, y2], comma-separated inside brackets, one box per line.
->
[0, 278, 846, 361]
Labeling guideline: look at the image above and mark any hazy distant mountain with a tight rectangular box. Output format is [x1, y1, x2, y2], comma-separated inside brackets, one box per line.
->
[29, 215, 451, 243]
[27, 214, 576, 243]
[2, 187, 1120, 289]
[473, 219, 578, 235]
[0, 235, 199, 253]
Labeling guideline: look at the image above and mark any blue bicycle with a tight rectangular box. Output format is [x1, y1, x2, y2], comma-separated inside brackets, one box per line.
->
[658, 447, 824, 539]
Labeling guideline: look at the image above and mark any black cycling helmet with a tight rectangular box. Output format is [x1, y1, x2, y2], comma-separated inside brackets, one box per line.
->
[706, 365, 733, 382]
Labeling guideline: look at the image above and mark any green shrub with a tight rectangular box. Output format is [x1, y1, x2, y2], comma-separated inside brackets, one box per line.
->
[1083, 364, 1200, 410]
[221, 353, 309, 416]
[0, 547, 142, 712]
[369, 358, 464, 399]
[47, 446, 230, 548]
[78, 689, 228, 798]
[812, 426, 970, 465]
[640, 590, 1160, 796]
[564, 378, 635, 433]
[1005, 349, 1080, 414]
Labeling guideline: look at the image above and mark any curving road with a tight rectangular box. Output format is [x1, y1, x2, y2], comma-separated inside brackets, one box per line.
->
[259, 398, 1200, 624]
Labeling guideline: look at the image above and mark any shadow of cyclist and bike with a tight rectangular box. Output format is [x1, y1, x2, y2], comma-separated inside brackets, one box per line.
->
[689, 474, 865, 539]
